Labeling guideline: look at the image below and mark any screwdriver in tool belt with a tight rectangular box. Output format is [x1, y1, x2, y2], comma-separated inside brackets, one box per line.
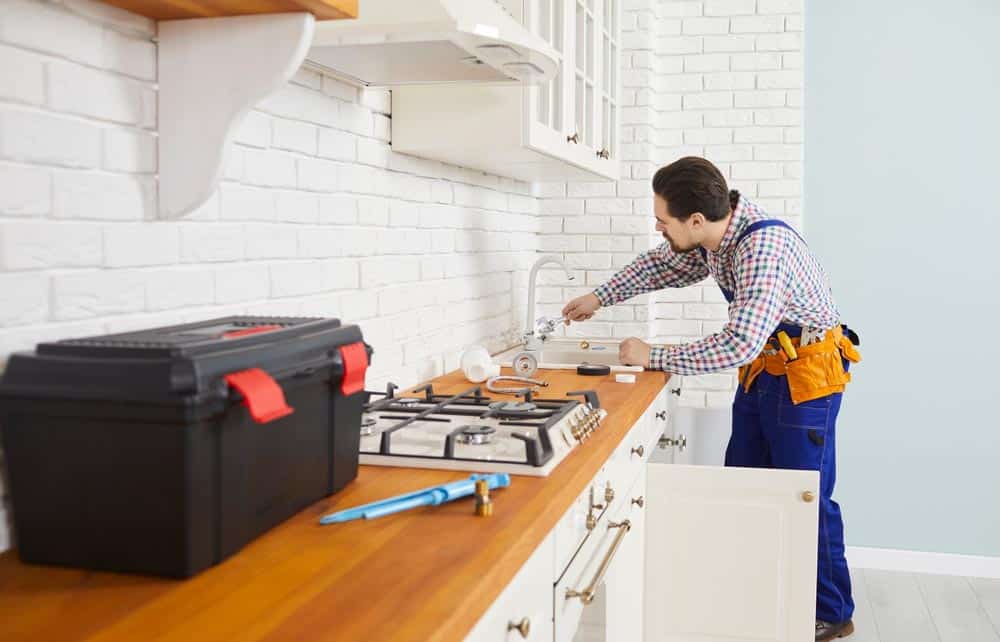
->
[776, 331, 798, 361]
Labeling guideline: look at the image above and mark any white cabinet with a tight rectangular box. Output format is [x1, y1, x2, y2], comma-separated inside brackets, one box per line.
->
[604, 467, 647, 642]
[465, 380, 819, 642]
[463, 532, 555, 642]
[643, 464, 820, 642]
[391, 0, 622, 181]
[650, 379, 685, 465]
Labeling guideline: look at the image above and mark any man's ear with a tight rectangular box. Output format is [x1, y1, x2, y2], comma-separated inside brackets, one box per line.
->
[689, 212, 706, 229]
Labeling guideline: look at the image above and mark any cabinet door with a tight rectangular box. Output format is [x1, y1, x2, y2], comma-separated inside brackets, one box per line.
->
[571, 0, 599, 152]
[597, 0, 620, 162]
[649, 377, 682, 466]
[464, 532, 555, 642]
[524, 0, 574, 156]
[644, 464, 820, 642]
[605, 467, 647, 642]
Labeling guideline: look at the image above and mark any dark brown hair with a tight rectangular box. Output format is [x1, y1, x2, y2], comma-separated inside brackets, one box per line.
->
[651, 156, 739, 222]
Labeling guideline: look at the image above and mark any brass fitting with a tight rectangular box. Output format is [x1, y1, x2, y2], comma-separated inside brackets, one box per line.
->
[475, 478, 494, 517]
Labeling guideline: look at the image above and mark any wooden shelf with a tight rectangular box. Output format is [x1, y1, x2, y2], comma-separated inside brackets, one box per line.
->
[99, 0, 357, 21]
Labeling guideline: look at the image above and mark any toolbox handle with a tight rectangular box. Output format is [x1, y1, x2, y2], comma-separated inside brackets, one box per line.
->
[223, 368, 295, 424]
[339, 342, 369, 396]
[222, 324, 283, 339]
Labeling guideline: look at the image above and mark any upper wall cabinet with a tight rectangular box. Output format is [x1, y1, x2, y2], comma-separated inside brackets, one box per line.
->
[392, 0, 623, 182]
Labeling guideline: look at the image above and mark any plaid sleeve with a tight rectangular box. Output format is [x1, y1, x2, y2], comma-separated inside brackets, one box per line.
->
[593, 242, 709, 307]
[653, 227, 793, 375]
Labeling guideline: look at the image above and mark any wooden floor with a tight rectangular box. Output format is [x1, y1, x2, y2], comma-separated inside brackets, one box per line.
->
[851, 570, 1000, 641]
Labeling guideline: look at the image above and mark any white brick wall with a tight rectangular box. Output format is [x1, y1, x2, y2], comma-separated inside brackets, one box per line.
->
[0, 0, 803, 552]
[0, 0, 542, 551]
[537, 0, 803, 410]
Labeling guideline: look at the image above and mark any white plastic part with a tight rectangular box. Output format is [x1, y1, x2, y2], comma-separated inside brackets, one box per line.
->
[461, 345, 497, 383]
[158, 13, 315, 219]
[615, 373, 637, 384]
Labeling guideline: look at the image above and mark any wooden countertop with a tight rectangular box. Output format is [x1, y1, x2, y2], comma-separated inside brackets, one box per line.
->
[0, 368, 669, 642]
[97, 0, 358, 21]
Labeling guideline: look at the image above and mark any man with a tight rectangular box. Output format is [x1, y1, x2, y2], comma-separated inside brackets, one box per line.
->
[562, 156, 860, 641]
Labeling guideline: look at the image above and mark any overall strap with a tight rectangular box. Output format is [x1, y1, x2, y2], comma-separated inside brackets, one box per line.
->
[735, 219, 803, 247]
[700, 219, 804, 303]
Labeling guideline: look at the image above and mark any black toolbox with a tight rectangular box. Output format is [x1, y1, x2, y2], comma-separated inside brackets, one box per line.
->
[0, 316, 371, 578]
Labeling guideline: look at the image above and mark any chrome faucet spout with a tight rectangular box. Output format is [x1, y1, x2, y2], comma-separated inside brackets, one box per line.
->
[525, 255, 574, 349]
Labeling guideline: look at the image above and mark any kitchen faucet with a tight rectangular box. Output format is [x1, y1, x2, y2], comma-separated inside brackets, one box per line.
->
[524, 254, 575, 351]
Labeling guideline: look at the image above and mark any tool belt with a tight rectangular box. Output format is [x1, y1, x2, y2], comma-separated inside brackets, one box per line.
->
[738, 325, 862, 405]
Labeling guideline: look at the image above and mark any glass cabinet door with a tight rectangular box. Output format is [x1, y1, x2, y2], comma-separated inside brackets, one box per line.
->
[599, 0, 619, 160]
[527, 0, 566, 137]
[574, 0, 598, 150]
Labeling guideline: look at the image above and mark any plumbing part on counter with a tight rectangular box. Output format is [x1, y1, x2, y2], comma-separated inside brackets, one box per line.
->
[319, 473, 511, 524]
[460, 345, 501, 382]
[615, 373, 636, 384]
[474, 478, 494, 517]
[510, 350, 539, 377]
[486, 375, 548, 396]
[576, 363, 611, 376]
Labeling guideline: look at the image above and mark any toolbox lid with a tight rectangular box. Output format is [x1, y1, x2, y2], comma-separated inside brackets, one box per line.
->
[0, 316, 369, 407]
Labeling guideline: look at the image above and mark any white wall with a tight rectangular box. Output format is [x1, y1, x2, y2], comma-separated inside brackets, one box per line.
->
[806, 0, 1000, 556]
[0, 0, 542, 551]
[0, 0, 808, 554]
[540, 0, 805, 409]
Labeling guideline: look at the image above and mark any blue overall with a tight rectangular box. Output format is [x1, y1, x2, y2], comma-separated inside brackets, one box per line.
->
[705, 220, 855, 624]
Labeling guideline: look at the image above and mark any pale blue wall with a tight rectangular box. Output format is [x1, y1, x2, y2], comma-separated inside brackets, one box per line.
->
[805, 1, 1000, 556]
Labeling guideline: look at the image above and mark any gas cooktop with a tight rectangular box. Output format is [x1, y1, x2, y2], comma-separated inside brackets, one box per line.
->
[357, 383, 607, 477]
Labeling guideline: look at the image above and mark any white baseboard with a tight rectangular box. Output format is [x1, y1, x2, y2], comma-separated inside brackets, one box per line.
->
[847, 546, 1000, 579]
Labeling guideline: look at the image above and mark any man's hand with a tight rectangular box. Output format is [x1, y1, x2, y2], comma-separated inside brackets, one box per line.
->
[619, 337, 652, 368]
[562, 293, 601, 324]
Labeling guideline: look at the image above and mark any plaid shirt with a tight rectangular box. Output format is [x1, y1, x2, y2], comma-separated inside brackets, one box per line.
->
[593, 196, 841, 375]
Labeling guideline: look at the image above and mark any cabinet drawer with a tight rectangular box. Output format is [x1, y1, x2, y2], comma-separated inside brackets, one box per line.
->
[553, 467, 611, 578]
[463, 532, 555, 642]
[553, 492, 636, 642]
[665, 375, 683, 416]
[604, 384, 670, 507]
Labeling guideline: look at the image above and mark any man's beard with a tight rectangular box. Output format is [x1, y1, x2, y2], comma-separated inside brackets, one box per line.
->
[664, 234, 698, 253]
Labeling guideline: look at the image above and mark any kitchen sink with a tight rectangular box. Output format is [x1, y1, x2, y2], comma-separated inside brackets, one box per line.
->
[495, 338, 641, 371]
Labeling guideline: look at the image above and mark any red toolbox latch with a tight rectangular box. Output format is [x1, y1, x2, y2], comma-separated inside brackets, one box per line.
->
[339, 342, 368, 396]
[223, 368, 295, 424]
[223, 324, 283, 339]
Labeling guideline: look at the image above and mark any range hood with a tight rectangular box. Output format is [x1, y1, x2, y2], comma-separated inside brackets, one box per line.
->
[307, 0, 559, 86]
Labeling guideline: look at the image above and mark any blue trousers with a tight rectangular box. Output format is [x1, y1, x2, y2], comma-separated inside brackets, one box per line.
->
[725, 368, 854, 624]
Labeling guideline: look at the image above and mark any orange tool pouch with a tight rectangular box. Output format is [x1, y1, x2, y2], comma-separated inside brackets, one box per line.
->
[738, 326, 862, 405]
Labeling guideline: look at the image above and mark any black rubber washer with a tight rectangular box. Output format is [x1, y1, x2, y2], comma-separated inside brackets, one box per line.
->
[577, 363, 611, 376]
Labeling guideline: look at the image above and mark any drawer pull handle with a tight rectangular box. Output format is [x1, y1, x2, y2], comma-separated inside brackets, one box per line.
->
[655, 411, 667, 421]
[508, 617, 531, 638]
[658, 434, 687, 452]
[631, 496, 645, 508]
[567, 132, 580, 144]
[631, 444, 644, 457]
[565, 519, 631, 605]
[670, 388, 682, 396]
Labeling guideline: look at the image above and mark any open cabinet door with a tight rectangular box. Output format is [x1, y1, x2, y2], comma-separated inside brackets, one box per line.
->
[643, 464, 820, 642]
